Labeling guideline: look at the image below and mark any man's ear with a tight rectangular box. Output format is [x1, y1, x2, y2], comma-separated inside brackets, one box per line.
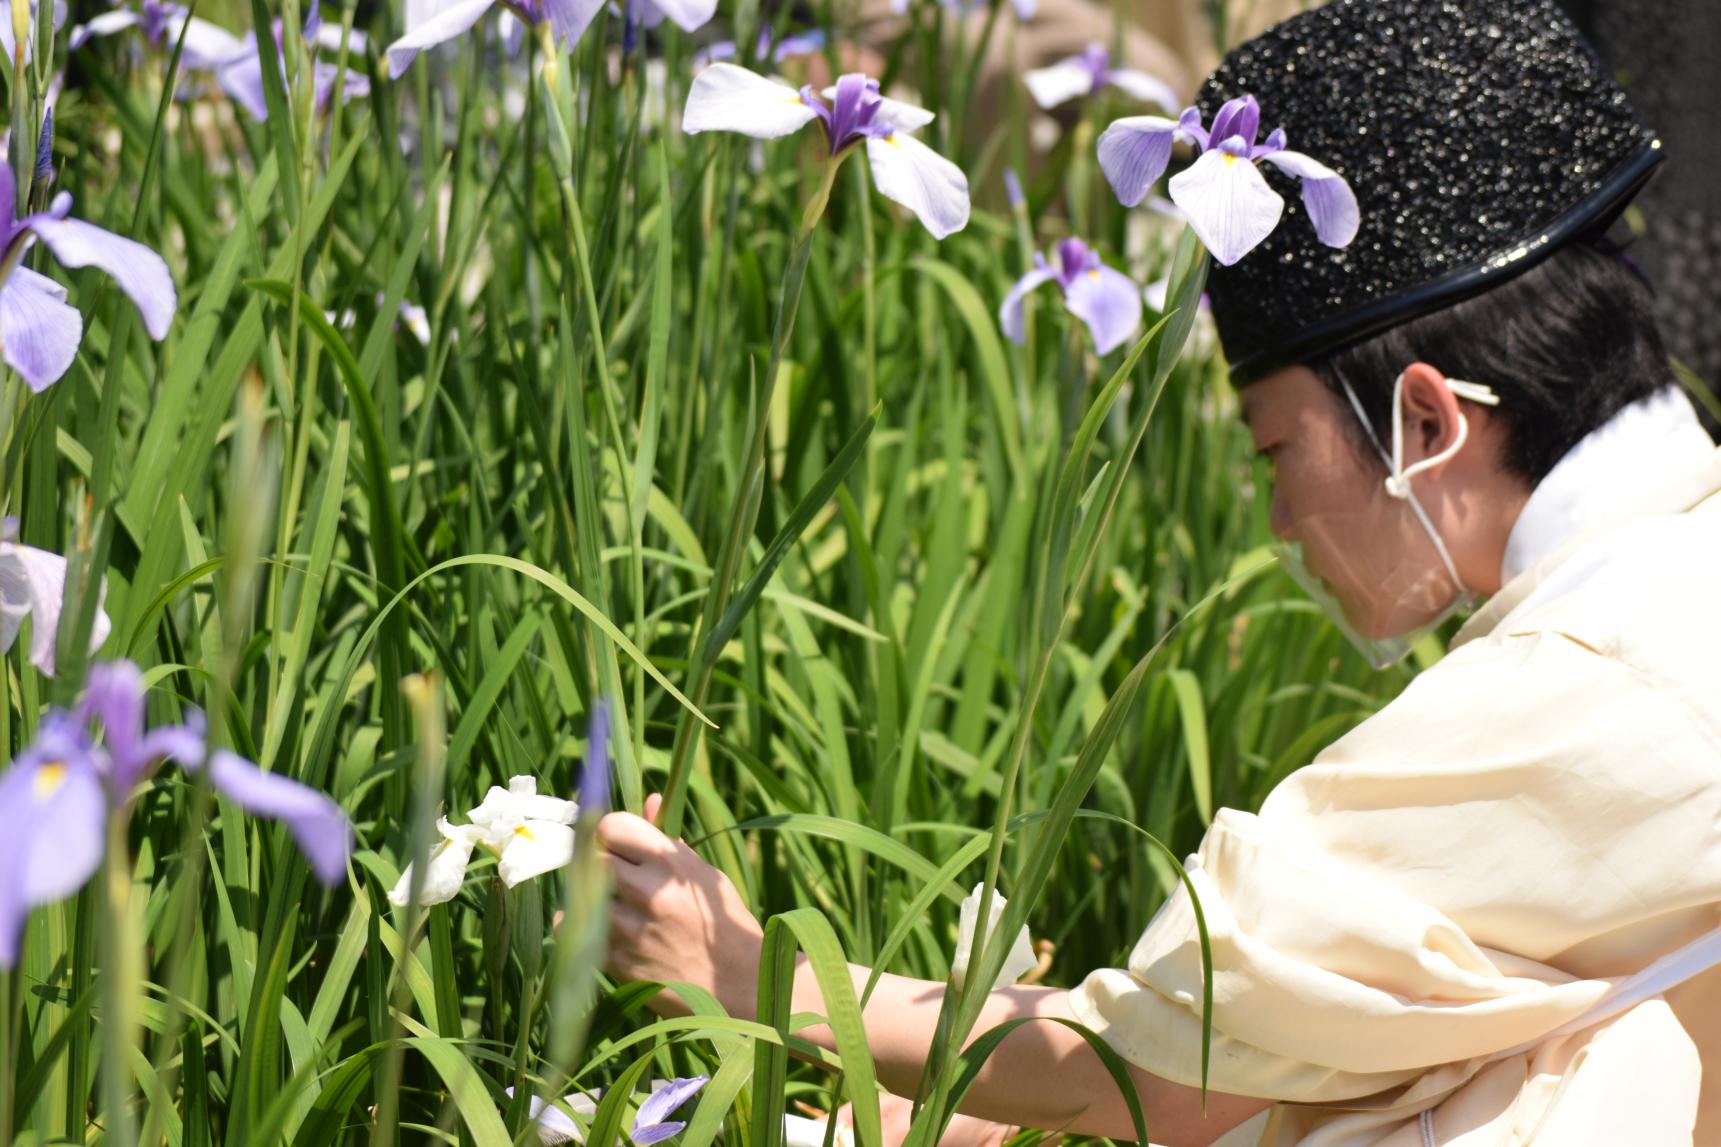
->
[1395, 361, 1464, 465]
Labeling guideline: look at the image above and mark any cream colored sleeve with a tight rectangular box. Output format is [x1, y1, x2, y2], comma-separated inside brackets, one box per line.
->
[1069, 627, 1721, 1104]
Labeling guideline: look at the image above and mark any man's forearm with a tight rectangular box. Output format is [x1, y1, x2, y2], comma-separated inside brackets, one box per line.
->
[782, 960, 1270, 1147]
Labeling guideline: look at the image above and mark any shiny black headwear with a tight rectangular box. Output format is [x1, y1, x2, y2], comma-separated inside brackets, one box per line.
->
[1201, 0, 1661, 384]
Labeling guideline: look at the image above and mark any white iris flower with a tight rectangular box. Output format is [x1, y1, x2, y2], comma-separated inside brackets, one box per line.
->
[388, 776, 580, 907]
[949, 882, 1037, 992]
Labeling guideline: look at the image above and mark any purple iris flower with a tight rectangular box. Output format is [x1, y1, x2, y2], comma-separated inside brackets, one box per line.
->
[1097, 93, 1359, 266]
[682, 66, 969, 238]
[579, 699, 611, 817]
[695, 23, 824, 69]
[629, 1077, 708, 1145]
[68, 0, 248, 71]
[1024, 43, 1176, 112]
[999, 237, 1141, 355]
[0, 660, 353, 966]
[0, 162, 176, 393]
[386, 0, 711, 80]
[0, 517, 112, 675]
[219, 2, 369, 121]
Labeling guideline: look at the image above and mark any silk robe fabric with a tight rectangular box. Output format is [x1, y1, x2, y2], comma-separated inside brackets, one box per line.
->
[1071, 437, 1721, 1145]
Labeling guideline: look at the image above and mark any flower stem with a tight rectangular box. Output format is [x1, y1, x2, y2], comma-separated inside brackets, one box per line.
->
[97, 809, 138, 1147]
[656, 155, 842, 835]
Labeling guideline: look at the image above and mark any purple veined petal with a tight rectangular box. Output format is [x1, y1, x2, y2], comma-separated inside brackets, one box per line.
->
[0, 267, 83, 393]
[1175, 106, 1208, 151]
[205, 750, 353, 885]
[1249, 126, 1286, 160]
[24, 212, 176, 340]
[1023, 56, 1098, 110]
[0, 729, 107, 967]
[633, 1077, 709, 1139]
[1063, 262, 1143, 355]
[1095, 115, 1178, 207]
[1103, 68, 1177, 111]
[682, 64, 820, 140]
[69, 8, 141, 50]
[1206, 93, 1259, 151]
[1259, 148, 1360, 249]
[385, 0, 493, 78]
[1168, 146, 1284, 266]
[540, 0, 605, 53]
[998, 265, 1058, 346]
[628, 0, 710, 33]
[864, 132, 970, 239]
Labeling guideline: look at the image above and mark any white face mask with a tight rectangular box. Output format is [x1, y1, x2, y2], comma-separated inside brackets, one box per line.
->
[1275, 370, 1501, 670]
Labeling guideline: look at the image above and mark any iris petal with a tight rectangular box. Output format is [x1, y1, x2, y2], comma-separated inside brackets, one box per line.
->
[0, 267, 82, 393]
[634, 1077, 709, 1132]
[682, 64, 821, 140]
[864, 133, 970, 239]
[384, 0, 493, 78]
[495, 819, 576, 886]
[1023, 57, 1097, 109]
[997, 266, 1058, 346]
[1095, 115, 1178, 207]
[25, 213, 177, 340]
[1259, 149, 1360, 249]
[1168, 148, 1284, 266]
[1064, 264, 1143, 355]
[1103, 68, 1178, 111]
[539, 0, 606, 52]
[206, 750, 353, 886]
[0, 743, 106, 967]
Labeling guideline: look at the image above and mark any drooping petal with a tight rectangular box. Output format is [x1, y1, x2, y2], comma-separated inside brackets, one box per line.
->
[25, 213, 176, 340]
[69, 8, 140, 49]
[388, 817, 480, 906]
[0, 267, 83, 393]
[630, 0, 710, 33]
[1168, 146, 1284, 266]
[1023, 56, 1097, 110]
[495, 818, 576, 886]
[1064, 262, 1143, 354]
[1095, 115, 1178, 207]
[1259, 148, 1360, 249]
[1103, 68, 1177, 111]
[633, 1077, 709, 1139]
[510, 1086, 599, 1145]
[864, 132, 969, 239]
[683, 63, 820, 139]
[169, 15, 247, 69]
[216, 51, 270, 119]
[0, 726, 107, 967]
[949, 883, 1037, 992]
[871, 95, 934, 135]
[206, 750, 353, 885]
[997, 266, 1058, 346]
[539, 0, 605, 53]
[384, 0, 493, 78]
[631, 1122, 687, 1146]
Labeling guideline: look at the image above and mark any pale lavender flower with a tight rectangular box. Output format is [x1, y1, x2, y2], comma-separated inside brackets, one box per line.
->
[220, 4, 369, 120]
[506, 1076, 709, 1146]
[387, 0, 683, 80]
[1000, 237, 1140, 354]
[623, 0, 715, 38]
[683, 66, 969, 238]
[1097, 93, 1359, 265]
[0, 163, 177, 393]
[694, 23, 824, 69]
[0, 660, 353, 965]
[0, 517, 112, 675]
[68, 0, 247, 71]
[579, 700, 611, 817]
[1024, 43, 1175, 112]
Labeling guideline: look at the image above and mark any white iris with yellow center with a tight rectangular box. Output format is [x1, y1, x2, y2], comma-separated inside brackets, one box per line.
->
[388, 776, 579, 907]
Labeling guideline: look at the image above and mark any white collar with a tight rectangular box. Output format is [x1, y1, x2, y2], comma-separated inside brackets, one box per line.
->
[1500, 387, 1715, 586]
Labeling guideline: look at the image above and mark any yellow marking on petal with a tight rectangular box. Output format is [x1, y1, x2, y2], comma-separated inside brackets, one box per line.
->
[514, 825, 538, 841]
[884, 135, 901, 147]
[1087, 269, 1101, 279]
[32, 762, 68, 801]
[1222, 153, 1239, 166]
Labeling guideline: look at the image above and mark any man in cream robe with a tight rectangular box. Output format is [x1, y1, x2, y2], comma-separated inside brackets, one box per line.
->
[1074, 386, 1721, 1144]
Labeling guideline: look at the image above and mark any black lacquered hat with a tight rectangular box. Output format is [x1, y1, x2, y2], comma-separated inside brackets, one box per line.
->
[1200, 0, 1662, 384]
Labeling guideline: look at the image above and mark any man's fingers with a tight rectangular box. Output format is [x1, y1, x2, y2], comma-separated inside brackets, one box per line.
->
[596, 810, 677, 864]
[644, 792, 664, 823]
[609, 900, 649, 944]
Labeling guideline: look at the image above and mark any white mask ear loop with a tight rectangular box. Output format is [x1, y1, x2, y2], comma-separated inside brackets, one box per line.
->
[1382, 371, 1500, 499]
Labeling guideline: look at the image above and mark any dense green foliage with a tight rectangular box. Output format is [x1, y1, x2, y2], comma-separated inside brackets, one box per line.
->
[1, 4, 1417, 1143]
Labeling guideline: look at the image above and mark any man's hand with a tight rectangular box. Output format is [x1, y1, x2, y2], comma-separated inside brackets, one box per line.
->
[599, 793, 765, 1018]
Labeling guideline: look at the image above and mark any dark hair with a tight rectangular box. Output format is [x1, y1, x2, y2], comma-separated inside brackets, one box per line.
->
[1305, 241, 1675, 484]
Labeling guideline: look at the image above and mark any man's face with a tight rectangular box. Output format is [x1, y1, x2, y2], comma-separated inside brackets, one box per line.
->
[1241, 366, 1463, 640]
